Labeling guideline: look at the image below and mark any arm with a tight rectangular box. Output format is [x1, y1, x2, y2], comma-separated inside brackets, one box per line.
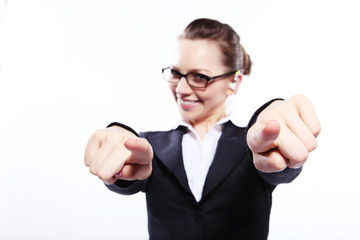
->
[84, 123, 153, 189]
[246, 95, 321, 185]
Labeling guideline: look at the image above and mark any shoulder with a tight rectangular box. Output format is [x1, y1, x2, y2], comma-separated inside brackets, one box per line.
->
[140, 126, 186, 143]
[223, 120, 246, 136]
[140, 128, 178, 138]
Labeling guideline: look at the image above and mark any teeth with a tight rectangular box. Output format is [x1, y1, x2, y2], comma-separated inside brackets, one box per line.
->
[179, 99, 196, 105]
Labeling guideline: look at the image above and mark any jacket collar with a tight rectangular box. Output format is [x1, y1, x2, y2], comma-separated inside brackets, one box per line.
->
[146, 121, 247, 202]
[201, 121, 247, 202]
[146, 126, 191, 193]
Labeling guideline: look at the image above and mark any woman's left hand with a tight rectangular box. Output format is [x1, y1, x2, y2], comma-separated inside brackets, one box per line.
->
[246, 94, 321, 173]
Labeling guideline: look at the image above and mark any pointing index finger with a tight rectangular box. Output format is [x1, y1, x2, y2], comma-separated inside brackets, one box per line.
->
[247, 120, 281, 154]
[124, 137, 153, 165]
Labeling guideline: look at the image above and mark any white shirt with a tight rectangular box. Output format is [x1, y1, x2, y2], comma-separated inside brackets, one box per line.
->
[177, 116, 231, 202]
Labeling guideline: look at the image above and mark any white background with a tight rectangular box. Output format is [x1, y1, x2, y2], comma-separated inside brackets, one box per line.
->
[0, 0, 359, 239]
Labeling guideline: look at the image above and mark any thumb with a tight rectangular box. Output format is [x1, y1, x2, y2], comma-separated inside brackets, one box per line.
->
[247, 120, 281, 153]
[123, 137, 153, 164]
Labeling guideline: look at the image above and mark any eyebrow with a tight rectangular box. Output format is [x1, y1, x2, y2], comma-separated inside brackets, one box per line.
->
[170, 65, 211, 74]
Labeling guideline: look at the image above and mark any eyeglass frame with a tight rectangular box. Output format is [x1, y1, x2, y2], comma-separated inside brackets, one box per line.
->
[162, 67, 239, 89]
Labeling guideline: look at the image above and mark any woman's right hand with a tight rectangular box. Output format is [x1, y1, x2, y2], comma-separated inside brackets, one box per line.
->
[84, 126, 153, 185]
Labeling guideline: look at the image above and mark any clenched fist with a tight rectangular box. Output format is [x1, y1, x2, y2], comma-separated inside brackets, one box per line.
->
[247, 95, 321, 173]
[84, 126, 153, 185]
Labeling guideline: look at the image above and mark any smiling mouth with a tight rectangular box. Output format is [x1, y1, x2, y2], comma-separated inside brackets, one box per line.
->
[177, 98, 200, 108]
[179, 99, 198, 105]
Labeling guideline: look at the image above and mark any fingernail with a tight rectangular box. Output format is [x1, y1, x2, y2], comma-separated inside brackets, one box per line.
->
[126, 137, 137, 144]
[114, 171, 123, 178]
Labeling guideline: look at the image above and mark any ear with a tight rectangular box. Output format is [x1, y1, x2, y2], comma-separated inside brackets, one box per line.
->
[226, 72, 242, 96]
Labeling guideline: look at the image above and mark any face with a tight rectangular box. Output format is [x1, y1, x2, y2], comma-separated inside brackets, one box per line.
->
[169, 39, 237, 125]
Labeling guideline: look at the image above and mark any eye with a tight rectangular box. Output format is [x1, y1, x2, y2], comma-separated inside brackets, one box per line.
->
[170, 69, 182, 79]
[189, 73, 208, 83]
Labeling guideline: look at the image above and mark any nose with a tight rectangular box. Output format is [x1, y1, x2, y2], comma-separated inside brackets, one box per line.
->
[175, 76, 192, 94]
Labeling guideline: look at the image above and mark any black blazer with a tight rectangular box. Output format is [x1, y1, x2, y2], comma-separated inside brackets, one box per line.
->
[107, 120, 301, 240]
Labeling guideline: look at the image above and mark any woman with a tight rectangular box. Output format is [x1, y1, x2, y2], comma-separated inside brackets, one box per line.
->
[84, 18, 320, 239]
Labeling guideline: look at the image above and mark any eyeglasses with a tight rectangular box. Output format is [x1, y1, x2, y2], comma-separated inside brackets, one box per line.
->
[162, 67, 237, 89]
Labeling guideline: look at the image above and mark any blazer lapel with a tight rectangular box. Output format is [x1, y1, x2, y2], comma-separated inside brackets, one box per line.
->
[146, 126, 191, 193]
[201, 122, 247, 201]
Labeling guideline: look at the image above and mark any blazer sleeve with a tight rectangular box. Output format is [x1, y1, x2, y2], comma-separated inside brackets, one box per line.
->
[104, 122, 149, 195]
[246, 99, 302, 186]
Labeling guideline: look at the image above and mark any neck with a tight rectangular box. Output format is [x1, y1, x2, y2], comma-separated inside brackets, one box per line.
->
[189, 112, 227, 140]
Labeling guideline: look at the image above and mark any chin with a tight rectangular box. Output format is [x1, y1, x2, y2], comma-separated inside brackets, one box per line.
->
[179, 111, 195, 122]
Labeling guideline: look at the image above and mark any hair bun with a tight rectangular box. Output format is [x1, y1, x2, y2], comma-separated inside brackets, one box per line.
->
[242, 46, 252, 75]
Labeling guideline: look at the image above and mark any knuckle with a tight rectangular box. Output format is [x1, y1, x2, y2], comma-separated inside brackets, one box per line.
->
[278, 103, 296, 119]
[253, 153, 286, 173]
[253, 157, 263, 171]
[89, 166, 97, 176]
[84, 153, 93, 167]
[97, 170, 112, 182]
[255, 159, 271, 172]
[308, 139, 318, 152]
[259, 111, 276, 123]
[93, 129, 106, 140]
[291, 150, 309, 167]
[292, 94, 308, 103]
[273, 156, 287, 171]
[144, 142, 153, 159]
[313, 124, 321, 137]
[105, 131, 125, 144]
[84, 159, 90, 167]
[300, 150, 309, 162]
[84, 155, 90, 167]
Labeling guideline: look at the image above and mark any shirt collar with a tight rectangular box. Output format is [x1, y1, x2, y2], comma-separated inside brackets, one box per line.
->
[173, 114, 239, 133]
